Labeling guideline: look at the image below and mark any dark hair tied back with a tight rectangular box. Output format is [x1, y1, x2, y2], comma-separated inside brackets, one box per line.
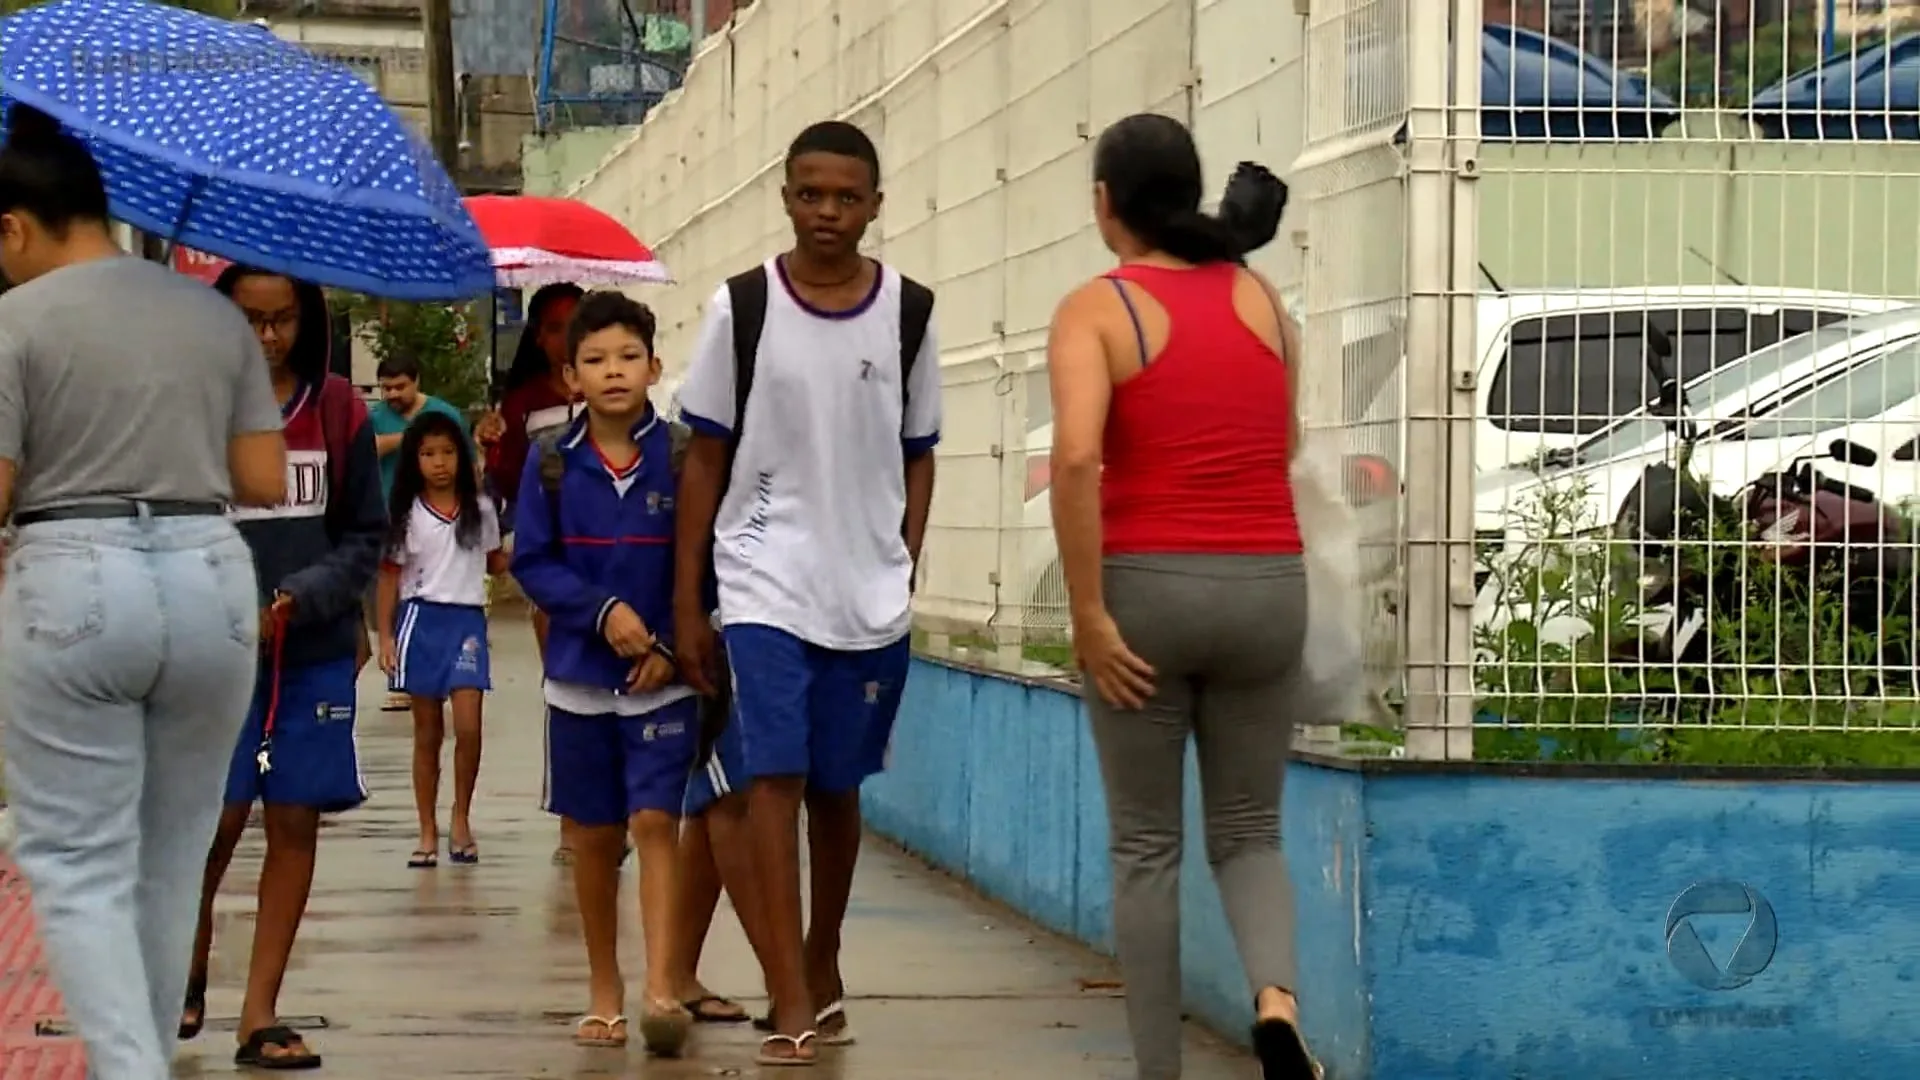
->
[0, 103, 109, 233]
[1093, 113, 1286, 265]
[1217, 162, 1289, 261]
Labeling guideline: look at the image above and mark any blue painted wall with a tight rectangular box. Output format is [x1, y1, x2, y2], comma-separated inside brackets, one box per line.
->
[869, 658, 1920, 1080]
[1365, 776, 1920, 1080]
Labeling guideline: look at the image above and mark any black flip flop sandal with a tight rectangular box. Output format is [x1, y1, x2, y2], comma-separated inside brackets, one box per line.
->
[449, 842, 479, 865]
[407, 850, 437, 869]
[235, 1025, 322, 1070]
[1251, 1017, 1322, 1080]
[683, 994, 749, 1024]
[178, 975, 207, 1041]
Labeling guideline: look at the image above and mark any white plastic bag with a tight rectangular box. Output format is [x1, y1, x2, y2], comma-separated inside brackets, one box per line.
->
[1291, 436, 1367, 724]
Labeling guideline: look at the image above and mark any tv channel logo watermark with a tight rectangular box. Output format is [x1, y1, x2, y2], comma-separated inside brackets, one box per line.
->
[1664, 879, 1777, 991]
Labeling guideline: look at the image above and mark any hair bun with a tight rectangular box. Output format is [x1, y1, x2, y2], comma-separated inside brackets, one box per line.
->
[1217, 161, 1288, 258]
[6, 104, 64, 148]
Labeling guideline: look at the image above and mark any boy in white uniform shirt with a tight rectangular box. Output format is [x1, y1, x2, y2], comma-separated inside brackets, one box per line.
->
[673, 120, 942, 1065]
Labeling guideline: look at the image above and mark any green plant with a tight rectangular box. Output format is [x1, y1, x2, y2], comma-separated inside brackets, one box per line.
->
[340, 294, 489, 411]
[1473, 467, 1920, 767]
[1472, 476, 1675, 761]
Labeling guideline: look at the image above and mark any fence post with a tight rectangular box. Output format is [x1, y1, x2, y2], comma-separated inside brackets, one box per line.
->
[1400, 0, 1477, 760]
[1441, 0, 1482, 758]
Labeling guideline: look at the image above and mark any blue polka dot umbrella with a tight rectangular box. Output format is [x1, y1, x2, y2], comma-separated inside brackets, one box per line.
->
[0, 0, 494, 300]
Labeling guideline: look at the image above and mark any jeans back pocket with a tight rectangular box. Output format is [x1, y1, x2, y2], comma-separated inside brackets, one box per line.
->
[11, 543, 106, 650]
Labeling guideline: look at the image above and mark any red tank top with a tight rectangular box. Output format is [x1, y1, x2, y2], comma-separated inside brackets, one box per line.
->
[1099, 263, 1302, 556]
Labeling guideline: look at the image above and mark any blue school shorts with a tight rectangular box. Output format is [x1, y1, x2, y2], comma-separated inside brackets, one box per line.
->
[544, 696, 700, 826]
[390, 598, 491, 699]
[224, 655, 367, 813]
[682, 624, 909, 816]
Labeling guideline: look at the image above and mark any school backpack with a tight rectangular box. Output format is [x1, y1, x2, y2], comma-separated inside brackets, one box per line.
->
[533, 416, 691, 514]
[722, 262, 934, 447]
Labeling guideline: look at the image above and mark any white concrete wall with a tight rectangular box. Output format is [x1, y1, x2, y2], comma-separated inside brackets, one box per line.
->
[566, 0, 1306, 633]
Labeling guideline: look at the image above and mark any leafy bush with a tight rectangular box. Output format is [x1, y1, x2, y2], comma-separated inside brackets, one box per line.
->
[339, 295, 489, 411]
[1472, 473, 1920, 766]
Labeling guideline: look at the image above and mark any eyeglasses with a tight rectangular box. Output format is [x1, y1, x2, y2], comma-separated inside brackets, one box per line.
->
[244, 309, 300, 335]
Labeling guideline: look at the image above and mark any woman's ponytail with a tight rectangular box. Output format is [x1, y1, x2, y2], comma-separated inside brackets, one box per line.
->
[1147, 207, 1246, 265]
[1217, 162, 1289, 261]
[1094, 114, 1288, 266]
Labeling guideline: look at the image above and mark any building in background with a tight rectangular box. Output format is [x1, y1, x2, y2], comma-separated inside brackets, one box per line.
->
[238, 0, 535, 193]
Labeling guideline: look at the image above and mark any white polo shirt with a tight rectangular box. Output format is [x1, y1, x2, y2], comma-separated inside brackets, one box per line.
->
[388, 497, 501, 607]
[677, 257, 942, 651]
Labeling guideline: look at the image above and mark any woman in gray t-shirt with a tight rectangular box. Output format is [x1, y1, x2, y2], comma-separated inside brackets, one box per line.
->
[0, 104, 288, 1078]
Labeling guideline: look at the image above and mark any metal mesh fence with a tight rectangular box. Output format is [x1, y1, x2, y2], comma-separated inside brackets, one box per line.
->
[1461, 0, 1920, 765]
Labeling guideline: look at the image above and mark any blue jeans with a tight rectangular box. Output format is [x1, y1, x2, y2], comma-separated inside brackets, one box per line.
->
[0, 513, 259, 1078]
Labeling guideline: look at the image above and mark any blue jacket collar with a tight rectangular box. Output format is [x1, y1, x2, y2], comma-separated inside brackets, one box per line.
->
[559, 403, 659, 452]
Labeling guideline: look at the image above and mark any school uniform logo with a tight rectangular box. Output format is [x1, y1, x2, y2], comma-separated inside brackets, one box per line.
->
[455, 636, 482, 672]
[315, 701, 353, 724]
[643, 718, 687, 741]
[864, 681, 880, 705]
[646, 491, 661, 514]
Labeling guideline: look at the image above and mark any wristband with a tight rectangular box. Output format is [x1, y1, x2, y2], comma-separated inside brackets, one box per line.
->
[649, 640, 678, 669]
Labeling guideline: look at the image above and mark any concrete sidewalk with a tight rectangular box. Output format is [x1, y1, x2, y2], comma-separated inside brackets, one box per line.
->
[2, 617, 1257, 1078]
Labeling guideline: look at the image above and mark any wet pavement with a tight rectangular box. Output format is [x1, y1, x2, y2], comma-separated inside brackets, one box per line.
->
[121, 612, 1259, 1078]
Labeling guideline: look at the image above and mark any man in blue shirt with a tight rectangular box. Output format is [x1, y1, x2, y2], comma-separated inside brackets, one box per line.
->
[370, 353, 470, 499]
[366, 353, 470, 708]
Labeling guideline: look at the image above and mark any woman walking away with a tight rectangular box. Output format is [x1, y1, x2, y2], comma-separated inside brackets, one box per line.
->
[0, 102, 288, 1078]
[1047, 112, 1318, 1080]
[378, 410, 506, 867]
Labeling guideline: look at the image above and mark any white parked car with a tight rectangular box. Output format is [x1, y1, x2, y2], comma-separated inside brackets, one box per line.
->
[1473, 318, 1920, 650]
[1358, 286, 1905, 479]
[1476, 307, 1920, 541]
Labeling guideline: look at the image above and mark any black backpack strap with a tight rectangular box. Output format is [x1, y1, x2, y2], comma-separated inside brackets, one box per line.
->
[534, 425, 569, 538]
[898, 274, 934, 415]
[725, 266, 770, 445]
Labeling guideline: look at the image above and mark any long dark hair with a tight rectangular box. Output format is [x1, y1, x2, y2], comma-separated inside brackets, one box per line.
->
[212, 265, 334, 383]
[0, 104, 108, 235]
[1093, 113, 1277, 266]
[501, 282, 585, 395]
[386, 411, 484, 552]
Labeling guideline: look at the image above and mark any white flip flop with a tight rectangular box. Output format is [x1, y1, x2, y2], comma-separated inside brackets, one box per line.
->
[573, 1014, 627, 1048]
[814, 1000, 856, 1046]
[756, 1030, 818, 1067]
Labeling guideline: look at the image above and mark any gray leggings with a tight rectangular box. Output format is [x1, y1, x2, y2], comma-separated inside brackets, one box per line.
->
[1084, 553, 1309, 1080]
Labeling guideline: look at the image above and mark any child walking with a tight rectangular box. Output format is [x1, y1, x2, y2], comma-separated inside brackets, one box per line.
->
[377, 411, 506, 868]
[511, 290, 695, 1056]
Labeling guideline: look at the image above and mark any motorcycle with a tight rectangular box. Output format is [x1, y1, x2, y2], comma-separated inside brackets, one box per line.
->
[1610, 435, 1917, 695]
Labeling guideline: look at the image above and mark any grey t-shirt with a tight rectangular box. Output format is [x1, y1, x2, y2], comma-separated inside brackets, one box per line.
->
[0, 256, 283, 516]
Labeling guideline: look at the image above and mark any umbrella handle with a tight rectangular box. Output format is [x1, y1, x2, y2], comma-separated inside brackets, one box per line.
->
[156, 176, 209, 266]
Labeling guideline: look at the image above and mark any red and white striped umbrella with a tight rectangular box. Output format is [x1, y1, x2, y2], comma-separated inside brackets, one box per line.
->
[462, 195, 672, 288]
